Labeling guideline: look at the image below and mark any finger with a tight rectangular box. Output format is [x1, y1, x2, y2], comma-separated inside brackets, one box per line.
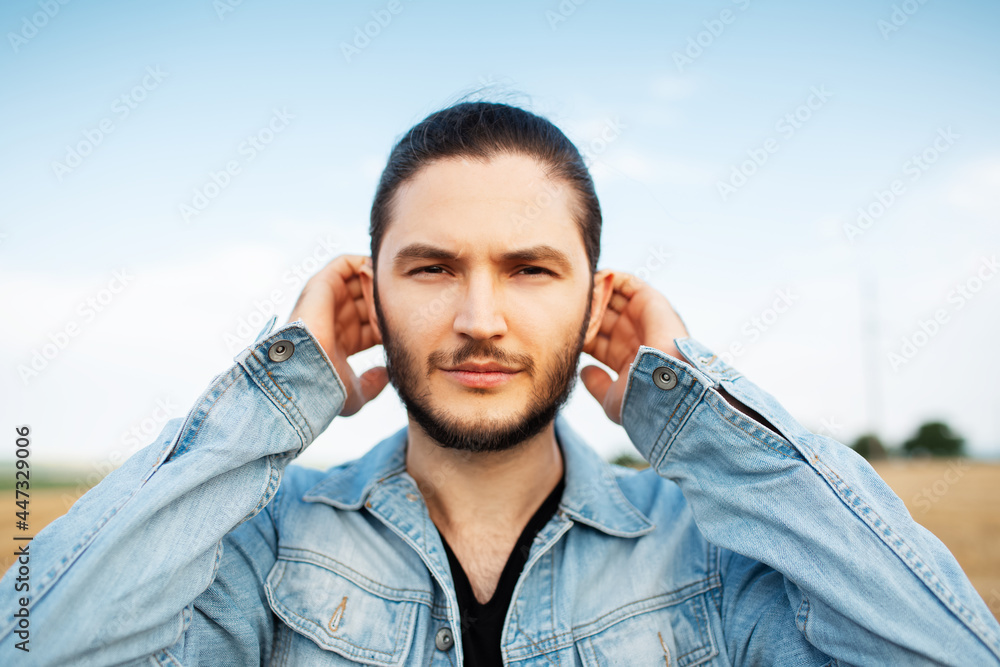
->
[308, 255, 369, 296]
[344, 274, 364, 299]
[357, 321, 382, 349]
[580, 365, 613, 406]
[607, 291, 630, 313]
[359, 366, 389, 403]
[614, 271, 646, 299]
[597, 303, 622, 338]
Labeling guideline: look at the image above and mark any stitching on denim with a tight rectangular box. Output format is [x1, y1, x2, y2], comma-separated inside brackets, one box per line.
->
[276, 548, 434, 601]
[270, 623, 284, 666]
[155, 648, 182, 666]
[651, 382, 706, 471]
[267, 369, 292, 402]
[620, 355, 640, 423]
[795, 595, 811, 635]
[32, 410, 207, 601]
[250, 348, 311, 444]
[601, 467, 656, 533]
[171, 367, 241, 459]
[249, 457, 280, 518]
[580, 635, 597, 664]
[573, 578, 718, 636]
[550, 549, 557, 647]
[675, 595, 714, 662]
[806, 451, 1000, 656]
[274, 594, 414, 659]
[703, 392, 802, 460]
[248, 348, 312, 444]
[567, 596, 717, 666]
[512, 610, 559, 666]
[274, 593, 296, 666]
[646, 383, 694, 470]
[507, 576, 723, 655]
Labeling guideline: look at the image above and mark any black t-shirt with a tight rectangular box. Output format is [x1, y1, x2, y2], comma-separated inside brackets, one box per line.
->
[437, 473, 565, 667]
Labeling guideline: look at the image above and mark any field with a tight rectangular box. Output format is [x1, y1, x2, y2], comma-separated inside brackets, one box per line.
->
[2, 459, 998, 626]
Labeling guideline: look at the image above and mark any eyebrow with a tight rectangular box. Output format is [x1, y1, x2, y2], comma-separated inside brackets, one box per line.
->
[393, 243, 574, 274]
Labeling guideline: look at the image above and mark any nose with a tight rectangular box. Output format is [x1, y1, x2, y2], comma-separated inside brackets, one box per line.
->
[452, 271, 508, 340]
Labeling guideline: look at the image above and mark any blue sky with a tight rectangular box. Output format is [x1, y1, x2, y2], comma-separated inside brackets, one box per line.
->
[2, 0, 999, 471]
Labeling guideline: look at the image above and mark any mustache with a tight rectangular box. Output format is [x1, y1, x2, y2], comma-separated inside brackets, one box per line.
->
[429, 342, 534, 375]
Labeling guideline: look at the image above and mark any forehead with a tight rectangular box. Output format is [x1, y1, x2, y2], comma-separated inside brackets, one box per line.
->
[381, 153, 586, 267]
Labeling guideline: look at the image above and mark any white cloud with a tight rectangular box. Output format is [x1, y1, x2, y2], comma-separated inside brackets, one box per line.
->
[948, 157, 1000, 218]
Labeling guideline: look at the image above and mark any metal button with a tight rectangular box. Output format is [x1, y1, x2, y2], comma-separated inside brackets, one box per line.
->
[652, 366, 677, 390]
[267, 340, 295, 362]
[405, 493, 419, 502]
[435, 626, 454, 651]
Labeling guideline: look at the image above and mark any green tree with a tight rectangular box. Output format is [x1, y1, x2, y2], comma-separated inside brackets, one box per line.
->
[850, 433, 887, 460]
[902, 421, 965, 458]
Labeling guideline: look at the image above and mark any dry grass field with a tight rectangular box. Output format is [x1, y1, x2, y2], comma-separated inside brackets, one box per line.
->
[3, 459, 998, 626]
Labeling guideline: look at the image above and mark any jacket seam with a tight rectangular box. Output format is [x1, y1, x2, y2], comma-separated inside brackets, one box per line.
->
[154, 648, 182, 666]
[650, 382, 707, 471]
[505, 576, 722, 656]
[269, 558, 414, 661]
[511, 610, 559, 667]
[26, 373, 240, 624]
[169, 365, 241, 459]
[570, 576, 721, 641]
[804, 446, 1000, 657]
[702, 389, 803, 461]
[795, 594, 811, 635]
[275, 547, 435, 602]
[247, 348, 312, 446]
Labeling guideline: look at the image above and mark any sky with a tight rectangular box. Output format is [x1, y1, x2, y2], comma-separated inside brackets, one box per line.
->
[2, 0, 999, 477]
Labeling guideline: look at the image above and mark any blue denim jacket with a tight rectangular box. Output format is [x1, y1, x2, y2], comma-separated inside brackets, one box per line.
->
[3, 318, 999, 666]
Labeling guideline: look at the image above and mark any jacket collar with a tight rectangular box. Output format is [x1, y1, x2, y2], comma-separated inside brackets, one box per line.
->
[302, 413, 656, 538]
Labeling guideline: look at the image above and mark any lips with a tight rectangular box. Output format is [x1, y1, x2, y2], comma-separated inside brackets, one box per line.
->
[446, 362, 520, 373]
[441, 362, 521, 389]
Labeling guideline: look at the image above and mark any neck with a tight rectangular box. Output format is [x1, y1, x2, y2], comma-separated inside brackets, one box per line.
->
[404, 417, 565, 537]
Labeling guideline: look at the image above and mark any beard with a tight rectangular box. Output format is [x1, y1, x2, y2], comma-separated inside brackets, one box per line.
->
[373, 279, 593, 454]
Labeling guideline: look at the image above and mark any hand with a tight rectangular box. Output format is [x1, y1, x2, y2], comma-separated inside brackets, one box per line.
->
[287, 254, 388, 417]
[581, 270, 689, 425]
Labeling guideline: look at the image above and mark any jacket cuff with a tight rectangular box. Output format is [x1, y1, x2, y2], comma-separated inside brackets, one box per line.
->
[234, 318, 347, 451]
[619, 339, 717, 467]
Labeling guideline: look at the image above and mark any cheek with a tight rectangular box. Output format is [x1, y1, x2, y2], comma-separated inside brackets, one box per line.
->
[401, 295, 459, 337]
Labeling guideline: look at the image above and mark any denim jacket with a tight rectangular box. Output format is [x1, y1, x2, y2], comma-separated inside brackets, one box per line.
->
[3, 318, 999, 666]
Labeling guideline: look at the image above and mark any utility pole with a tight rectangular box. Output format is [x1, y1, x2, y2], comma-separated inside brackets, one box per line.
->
[859, 253, 885, 453]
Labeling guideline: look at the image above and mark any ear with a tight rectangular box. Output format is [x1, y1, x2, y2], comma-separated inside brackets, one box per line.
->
[357, 257, 383, 344]
[583, 268, 616, 349]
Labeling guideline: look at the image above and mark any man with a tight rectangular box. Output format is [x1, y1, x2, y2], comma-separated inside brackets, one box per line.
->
[2, 101, 998, 665]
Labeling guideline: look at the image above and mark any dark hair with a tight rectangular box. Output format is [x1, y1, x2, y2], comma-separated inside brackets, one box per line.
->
[368, 100, 601, 275]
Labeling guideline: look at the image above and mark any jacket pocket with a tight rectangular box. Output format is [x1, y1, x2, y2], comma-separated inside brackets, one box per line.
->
[264, 557, 422, 666]
[575, 591, 718, 667]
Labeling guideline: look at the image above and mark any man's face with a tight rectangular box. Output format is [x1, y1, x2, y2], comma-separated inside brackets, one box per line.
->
[363, 153, 602, 454]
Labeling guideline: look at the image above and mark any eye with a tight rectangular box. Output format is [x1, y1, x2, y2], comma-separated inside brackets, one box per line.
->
[408, 265, 554, 277]
[517, 266, 554, 276]
[409, 265, 448, 275]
